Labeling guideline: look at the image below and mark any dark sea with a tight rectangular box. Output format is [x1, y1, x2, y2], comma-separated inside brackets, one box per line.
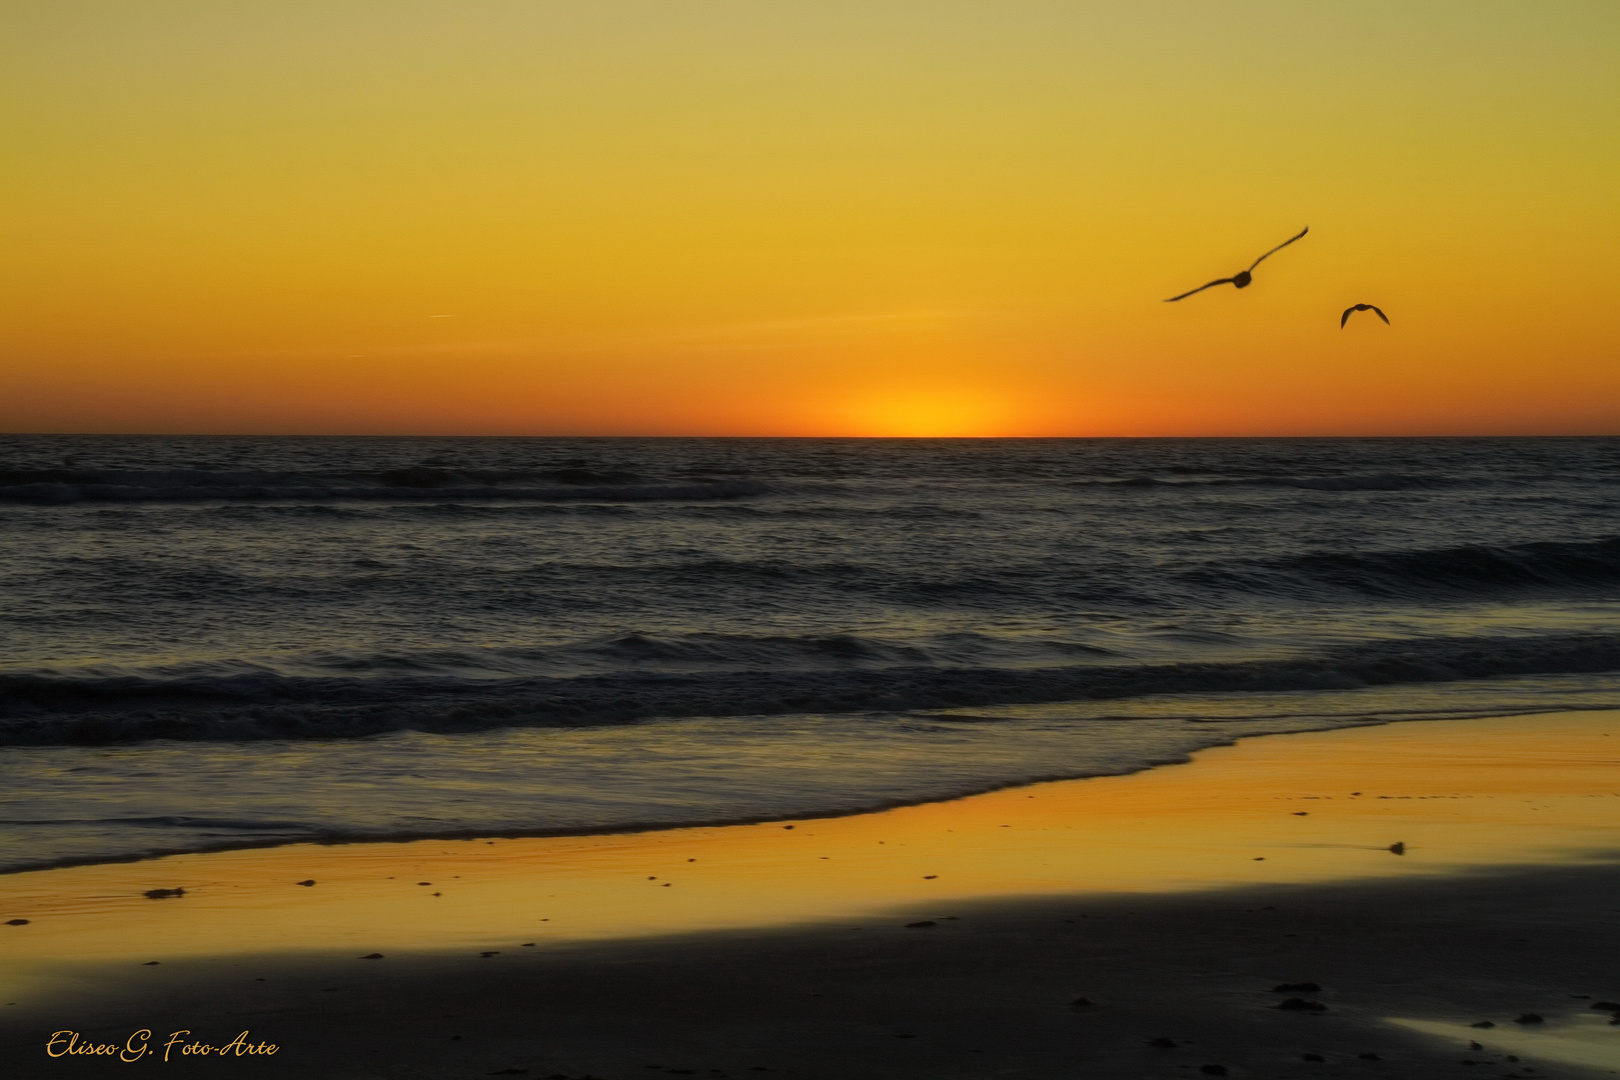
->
[3, 435, 1619, 875]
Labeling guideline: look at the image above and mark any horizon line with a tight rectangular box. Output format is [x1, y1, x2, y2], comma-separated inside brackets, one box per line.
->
[4, 431, 1619, 441]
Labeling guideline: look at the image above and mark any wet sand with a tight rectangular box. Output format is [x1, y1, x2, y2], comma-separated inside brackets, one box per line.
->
[3, 711, 1618, 1078]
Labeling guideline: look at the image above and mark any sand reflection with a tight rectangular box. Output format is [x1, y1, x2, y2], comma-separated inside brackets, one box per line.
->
[1389, 1016, 1620, 1071]
[1, 711, 1616, 980]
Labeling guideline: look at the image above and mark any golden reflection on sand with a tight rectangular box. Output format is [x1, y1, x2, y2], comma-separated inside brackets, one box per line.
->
[1, 712, 1616, 982]
[1389, 1017, 1620, 1071]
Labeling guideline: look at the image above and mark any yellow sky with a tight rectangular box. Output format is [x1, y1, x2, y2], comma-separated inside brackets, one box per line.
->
[2, 1, 1616, 435]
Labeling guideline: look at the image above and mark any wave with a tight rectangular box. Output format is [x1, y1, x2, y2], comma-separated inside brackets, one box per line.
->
[0, 466, 767, 504]
[5, 633, 1120, 683]
[1075, 473, 1449, 492]
[1216, 536, 1620, 599]
[4, 632, 1619, 746]
[0, 815, 312, 831]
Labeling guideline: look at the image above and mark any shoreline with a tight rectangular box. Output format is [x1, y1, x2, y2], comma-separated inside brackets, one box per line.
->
[3, 710, 1618, 1077]
[3, 711, 1618, 958]
[5, 697, 1618, 879]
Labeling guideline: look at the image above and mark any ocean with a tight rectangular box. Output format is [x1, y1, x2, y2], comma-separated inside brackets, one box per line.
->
[3, 435, 1619, 875]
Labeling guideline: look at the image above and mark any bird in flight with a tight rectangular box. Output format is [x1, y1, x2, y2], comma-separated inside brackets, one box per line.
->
[1340, 303, 1389, 328]
[1164, 227, 1309, 302]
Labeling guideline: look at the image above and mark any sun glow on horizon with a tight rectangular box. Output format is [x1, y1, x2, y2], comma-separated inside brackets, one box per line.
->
[837, 386, 1022, 438]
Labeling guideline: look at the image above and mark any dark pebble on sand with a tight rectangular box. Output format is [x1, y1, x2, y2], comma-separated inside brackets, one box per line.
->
[143, 888, 185, 899]
[142, 961, 159, 966]
[359, 953, 385, 959]
[1276, 998, 1327, 1012]
[923, 875, 937, 879]
[481, 951, 499, 957]
[904, 920, 936, 928]
[1471, 1020, 1495, 1028]
[521, 942, 536, 946]
[1515, 1013, 1543, 1024]
[1273, 982, 1322, 992]
[5, 919, 27, 926]
[1389, 842, 1406, 854]
[1292, 812, 1308, 816]
[296, 879, 316, 886]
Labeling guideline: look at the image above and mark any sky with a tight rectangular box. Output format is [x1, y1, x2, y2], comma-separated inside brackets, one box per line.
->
[2, 1, 1617, 436]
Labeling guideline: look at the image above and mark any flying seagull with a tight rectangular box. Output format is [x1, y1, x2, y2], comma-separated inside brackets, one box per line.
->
[1164, 227, 1309, 302]
[1340, 303, 1389, 328]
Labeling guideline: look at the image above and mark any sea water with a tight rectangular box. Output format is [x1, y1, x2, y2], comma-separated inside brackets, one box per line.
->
[2, 436, 1618, 872]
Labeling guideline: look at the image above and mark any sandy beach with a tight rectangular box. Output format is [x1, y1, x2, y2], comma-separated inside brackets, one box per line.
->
[4, 711, 1619, 1079]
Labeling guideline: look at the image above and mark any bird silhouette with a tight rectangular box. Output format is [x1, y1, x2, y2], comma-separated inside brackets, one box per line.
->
[1164, 227, 1309, 302]
[1340, 303, 1389, 328]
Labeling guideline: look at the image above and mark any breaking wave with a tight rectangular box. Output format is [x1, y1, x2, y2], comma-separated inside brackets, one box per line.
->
[4, 632, 1620, 746]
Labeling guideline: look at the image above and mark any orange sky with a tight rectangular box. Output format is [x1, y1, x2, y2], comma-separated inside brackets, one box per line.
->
[2, 2, 1617, 436]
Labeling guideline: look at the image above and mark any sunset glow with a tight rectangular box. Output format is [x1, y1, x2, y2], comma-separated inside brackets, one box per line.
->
[2, 2, 1616, 436]
[837, 387, 1017, 438]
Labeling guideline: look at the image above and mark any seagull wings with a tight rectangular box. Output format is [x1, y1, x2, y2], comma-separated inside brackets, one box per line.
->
[1340, 304, 1391, 328]
[1164, 227, 1308, 301]
[1247, 226, 1309, 272]
[1164, 277, 1238, 302]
